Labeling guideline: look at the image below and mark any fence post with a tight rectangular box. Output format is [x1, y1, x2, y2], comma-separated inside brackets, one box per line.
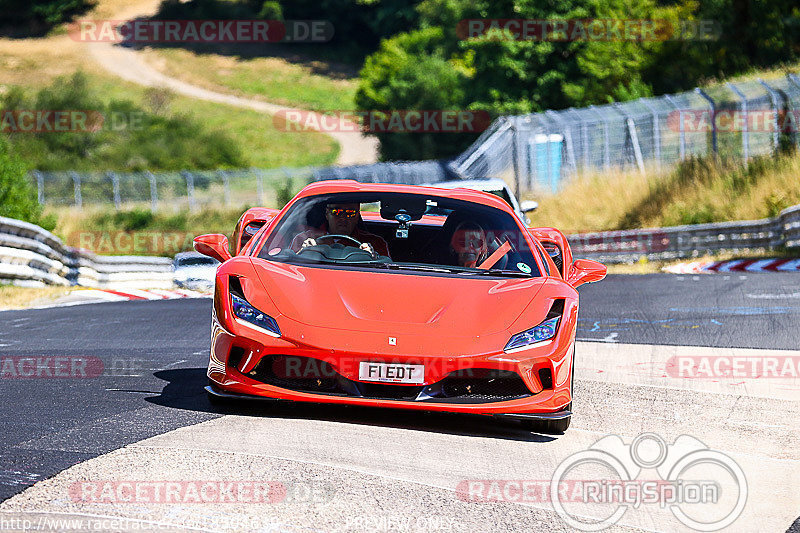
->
[521, 116, 535, 188]
[34, 171, 44, 205]
[695, 88, 718, 155]
[663, 95, 685, 160]
[726, 83, 749, 162]
[757, 78, 782, 152]
[221, 170, 231, 206]
[182, 170, 197, 211]
[589, 106, 610, 170]
[613, 104, 645, 174]
[641, 100, 661, 170]
[147, 171, 158, 212]
[509, 119, 521, 200]
[255, 168, 265, 205]
[70, 172, 82, 208]
[109, 171, 121, 209]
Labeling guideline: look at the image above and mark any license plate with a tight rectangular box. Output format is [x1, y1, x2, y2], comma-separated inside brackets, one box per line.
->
[358, 362, 424, 384]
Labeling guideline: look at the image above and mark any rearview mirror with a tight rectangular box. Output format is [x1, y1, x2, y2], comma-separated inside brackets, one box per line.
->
[194, 234, 232, 263]
[520, 200, 538, 213]
[566, 259, 606, 288]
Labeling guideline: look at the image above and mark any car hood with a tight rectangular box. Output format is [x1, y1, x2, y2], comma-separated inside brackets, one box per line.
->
[250, 259, 546, 336]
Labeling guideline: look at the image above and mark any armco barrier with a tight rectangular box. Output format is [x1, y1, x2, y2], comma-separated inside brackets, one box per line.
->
[4, 202, 800, 284]
[569, 205, 800, 264]
[0, 216, 173, 288]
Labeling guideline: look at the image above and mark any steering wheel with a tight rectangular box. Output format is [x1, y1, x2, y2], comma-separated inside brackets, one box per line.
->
[313, 234, 363, 247]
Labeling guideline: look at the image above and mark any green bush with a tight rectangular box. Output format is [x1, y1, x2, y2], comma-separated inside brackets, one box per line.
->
[258, 1, 282, 20]
[0, 138, 55, 230]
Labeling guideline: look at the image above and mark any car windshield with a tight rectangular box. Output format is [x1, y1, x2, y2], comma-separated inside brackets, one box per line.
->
[255, 191, 541, 277]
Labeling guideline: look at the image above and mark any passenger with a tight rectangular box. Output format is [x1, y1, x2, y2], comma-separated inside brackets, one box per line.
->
[291, 202, 390, 257]
[449, 221, 488, 267]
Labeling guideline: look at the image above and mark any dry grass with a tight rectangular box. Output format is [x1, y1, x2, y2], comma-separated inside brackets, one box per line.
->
[140, 48, 359, 112]
[525, 150, 800, 234]
[0, 285, 72, 310]
[524, 168, 664, 234]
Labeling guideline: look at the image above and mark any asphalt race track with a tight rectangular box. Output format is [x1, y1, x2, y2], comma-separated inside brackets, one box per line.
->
[0, 273, 798, 532]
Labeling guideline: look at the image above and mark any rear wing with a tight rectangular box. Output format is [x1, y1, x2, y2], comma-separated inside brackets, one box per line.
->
[528, 227, 573, 279]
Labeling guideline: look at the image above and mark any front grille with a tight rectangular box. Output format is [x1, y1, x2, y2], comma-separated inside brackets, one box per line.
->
[249, 356, 340, 393]
[245, 356, 533, 404]
[438, 369, 531, 402]
[356, 383, 423, 400]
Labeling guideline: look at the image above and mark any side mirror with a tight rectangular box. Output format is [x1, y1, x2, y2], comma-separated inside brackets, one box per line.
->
[566, 259, 606, 288]
[520, 200, 538, 213]
[194, 234, 232, 263]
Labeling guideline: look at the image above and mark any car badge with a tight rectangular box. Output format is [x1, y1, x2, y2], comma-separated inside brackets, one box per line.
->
[517, 262, 532, 274]
[388, 337, 397, 346]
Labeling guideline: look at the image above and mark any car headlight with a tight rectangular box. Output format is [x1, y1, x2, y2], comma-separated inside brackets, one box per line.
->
[231, 293, 281, 337]
[504, 316, 559, 352]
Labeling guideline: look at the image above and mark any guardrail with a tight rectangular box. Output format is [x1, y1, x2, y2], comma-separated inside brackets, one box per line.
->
[3, 202, 800, 287]
[568, 205, 800, 263]
[0, 217, 174, 288]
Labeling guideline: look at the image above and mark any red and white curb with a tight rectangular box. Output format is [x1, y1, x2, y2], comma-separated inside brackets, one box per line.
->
[663, 258, 800, 274]
[18, 288, 213, 310]
[75, 288, 211, 302]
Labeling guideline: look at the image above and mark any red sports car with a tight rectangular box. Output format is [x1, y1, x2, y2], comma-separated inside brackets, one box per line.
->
[194, 180, 605, 433]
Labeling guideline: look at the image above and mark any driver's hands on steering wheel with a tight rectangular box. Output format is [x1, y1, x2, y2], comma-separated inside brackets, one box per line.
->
[301, 237, 377, 257]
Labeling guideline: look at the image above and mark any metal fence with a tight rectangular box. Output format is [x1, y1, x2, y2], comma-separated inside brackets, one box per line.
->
[566, 204, 800, 264]
[452, 73, 800, 195]
[31, 74, 800, 209]
[31, 161, 459, 210]
[31, 167, 322, 211]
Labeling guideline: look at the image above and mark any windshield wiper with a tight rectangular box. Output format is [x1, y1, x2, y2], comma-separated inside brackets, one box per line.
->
[466, 268, 533, 277]
[372, 263, 459, 273]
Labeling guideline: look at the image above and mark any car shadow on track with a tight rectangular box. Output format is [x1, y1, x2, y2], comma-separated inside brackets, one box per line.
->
[145, 368, 558, 443]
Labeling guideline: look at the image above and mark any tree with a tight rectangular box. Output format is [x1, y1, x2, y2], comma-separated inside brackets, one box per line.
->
[0, 0, 94, 35]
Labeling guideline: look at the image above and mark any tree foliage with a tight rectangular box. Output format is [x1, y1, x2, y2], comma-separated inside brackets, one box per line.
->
[0, 0, 94, 35]
[356, 0, 800, 159]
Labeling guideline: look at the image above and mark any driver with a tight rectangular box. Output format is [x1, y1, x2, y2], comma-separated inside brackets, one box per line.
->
[449, 221, 488, 267]
[290, 202, 390, 257]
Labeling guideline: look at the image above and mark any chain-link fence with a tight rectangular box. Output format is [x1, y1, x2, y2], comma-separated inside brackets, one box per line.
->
[32, 167, 318, 211]
[452, 73, 800, 196]
[32, 74, 800, 209]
